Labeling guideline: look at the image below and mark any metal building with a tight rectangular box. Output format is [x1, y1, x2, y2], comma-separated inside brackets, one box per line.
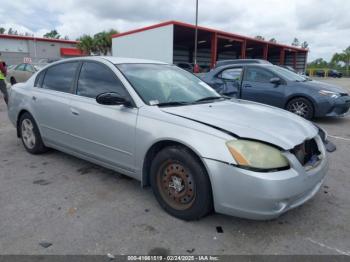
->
[112, 21, 308, 72]
[0, 34, 83, 65]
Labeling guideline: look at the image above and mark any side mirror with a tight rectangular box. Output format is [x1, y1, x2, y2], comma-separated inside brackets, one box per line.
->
[270, 77, 281, 85]
[96, 92, 130, 106]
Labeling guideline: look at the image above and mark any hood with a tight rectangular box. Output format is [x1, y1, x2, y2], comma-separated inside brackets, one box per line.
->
[299, 80, 348, 94]
[160, 100, 318, 150]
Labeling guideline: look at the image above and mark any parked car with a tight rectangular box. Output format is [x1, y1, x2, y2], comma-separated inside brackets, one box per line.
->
[6, 64, 17, 71]
[215, 59, 271, 68]
[6, 63, 43, 85]
[176, 62, 194, 72]
[328, 69, 342, 78]
[201, 64, 350, 119]
[176, 62, 209, 73]
[315, 69, 325, 77]
[8, 56, 329, 221]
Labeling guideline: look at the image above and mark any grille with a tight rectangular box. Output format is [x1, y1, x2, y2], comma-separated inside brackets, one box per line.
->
[291, 138, 321, 170]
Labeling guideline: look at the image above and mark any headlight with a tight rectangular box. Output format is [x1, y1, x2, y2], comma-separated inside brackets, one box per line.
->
[318, 90, 340, 98]
[226, 140, 289, 170]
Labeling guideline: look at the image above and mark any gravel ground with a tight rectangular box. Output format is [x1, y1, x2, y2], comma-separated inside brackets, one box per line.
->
[0, 78, 349, 255]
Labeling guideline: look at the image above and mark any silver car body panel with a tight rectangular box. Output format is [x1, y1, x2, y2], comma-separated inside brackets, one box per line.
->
[7, 56, 328, 220]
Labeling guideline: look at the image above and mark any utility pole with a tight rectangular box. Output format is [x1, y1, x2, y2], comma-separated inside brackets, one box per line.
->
[193, 0, 199, 73]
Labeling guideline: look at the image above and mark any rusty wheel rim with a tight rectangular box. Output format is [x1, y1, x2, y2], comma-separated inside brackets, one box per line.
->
[157, 160, 196, 210]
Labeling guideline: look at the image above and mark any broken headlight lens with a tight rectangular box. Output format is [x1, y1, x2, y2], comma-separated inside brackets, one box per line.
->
[226, 139, 289, 170]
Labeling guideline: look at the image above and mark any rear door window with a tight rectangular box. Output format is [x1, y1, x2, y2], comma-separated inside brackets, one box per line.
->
[15, 64, 26, 71]
[25, 64, 35, 73]
[42, 62, 79, 93]
[76, 62, 128, 99]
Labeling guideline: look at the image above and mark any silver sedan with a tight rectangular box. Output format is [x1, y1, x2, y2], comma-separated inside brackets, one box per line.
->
[7, 56, 328, 220]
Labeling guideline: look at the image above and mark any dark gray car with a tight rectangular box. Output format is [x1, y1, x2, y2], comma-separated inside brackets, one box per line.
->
[201, 64, 350, 119]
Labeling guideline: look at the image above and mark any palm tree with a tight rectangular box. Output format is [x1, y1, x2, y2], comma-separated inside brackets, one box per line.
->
[77, 35, 95, 55]
[301, 41, 309, 49]
[43, 30, 60, 39]
[77, 29, 119, 56]
[93, 29, 119, 55]
[291, 38, 300, 47]
[255, 35, 265, 41]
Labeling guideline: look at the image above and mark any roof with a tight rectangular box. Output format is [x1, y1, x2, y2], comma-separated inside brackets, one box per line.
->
[0, 34, 78, 44]
[49, 56, 167, 65]
[112, 20, 308, 52]
[99, 56, 167, 64]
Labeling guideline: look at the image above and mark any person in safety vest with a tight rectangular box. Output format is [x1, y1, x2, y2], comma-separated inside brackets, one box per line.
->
[0, 56, 8, 105]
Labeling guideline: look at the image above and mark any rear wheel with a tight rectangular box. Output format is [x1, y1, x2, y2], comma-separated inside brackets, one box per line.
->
[150, 146, 213, 220]
[19, 113, 48, 154]
[286, 97, 314, 120]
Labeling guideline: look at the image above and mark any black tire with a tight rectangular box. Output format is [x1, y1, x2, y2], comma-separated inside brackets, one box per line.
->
[286, 97, 314, 120]
[18, 112, 48, 154]
[150, 146, 213, 221]
[10, 77, 17, 85]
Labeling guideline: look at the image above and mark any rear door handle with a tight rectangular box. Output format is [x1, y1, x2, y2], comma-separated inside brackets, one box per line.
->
[32, 96, 37, 101]
[71, 108, 80, 116]
[243, 84, 251, 88]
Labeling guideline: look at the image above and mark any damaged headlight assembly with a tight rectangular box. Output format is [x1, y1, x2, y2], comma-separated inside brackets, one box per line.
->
[226, 140, 290, 172]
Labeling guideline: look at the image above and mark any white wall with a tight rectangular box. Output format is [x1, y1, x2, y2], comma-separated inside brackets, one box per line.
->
[112, 25, 174, 64]
[0, 38, 29, 53]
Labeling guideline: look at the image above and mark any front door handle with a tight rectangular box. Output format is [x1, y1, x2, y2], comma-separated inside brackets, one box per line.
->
[32, 96, 37, 101]
[243, 84, 252, 88]
[71, 108, 80, 116]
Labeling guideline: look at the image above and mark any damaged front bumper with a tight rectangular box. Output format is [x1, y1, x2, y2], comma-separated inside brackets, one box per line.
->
[203, 135, 329, 220]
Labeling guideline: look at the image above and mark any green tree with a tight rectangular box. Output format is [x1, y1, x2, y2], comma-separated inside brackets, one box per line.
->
[77, 29, 119, 56]
[77, 35, 95, 55]
[93, 29, 119, 55]
[332, 46, 350, 76]
[301, 41, 308, 49]
[43, 30, 60, 39]
[291, 38, 300, 47]
[7, 28, 14, 35]
[308, 58, 328, 68]
[0, 27, 5, 34]
[269, 38, 277, 43]
[255, 35, 265, 41]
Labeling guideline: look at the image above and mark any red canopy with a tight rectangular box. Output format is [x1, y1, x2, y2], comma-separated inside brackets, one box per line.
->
[60, 48, 84, 56]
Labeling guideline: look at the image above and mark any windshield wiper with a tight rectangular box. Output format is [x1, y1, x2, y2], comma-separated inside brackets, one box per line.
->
[156, 101, 190, 107]
[193, 96, 226, 103]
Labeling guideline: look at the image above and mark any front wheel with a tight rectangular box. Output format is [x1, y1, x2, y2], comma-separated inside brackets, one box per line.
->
[286, 97, 314, 120]
[150, 146, 213, 220]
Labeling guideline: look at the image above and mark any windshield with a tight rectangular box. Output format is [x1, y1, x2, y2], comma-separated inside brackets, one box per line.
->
[273, 66, 306, 82]
[117, 64, 221, 105]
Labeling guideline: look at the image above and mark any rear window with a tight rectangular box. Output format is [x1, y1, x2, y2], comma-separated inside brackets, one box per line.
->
[42, 62, 79, 93]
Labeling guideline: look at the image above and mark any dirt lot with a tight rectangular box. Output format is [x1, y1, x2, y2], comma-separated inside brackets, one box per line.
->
[0, 78, 349, 255]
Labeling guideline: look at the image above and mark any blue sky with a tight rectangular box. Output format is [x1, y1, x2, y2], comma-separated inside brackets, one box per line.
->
[0, 0, 349, 61]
